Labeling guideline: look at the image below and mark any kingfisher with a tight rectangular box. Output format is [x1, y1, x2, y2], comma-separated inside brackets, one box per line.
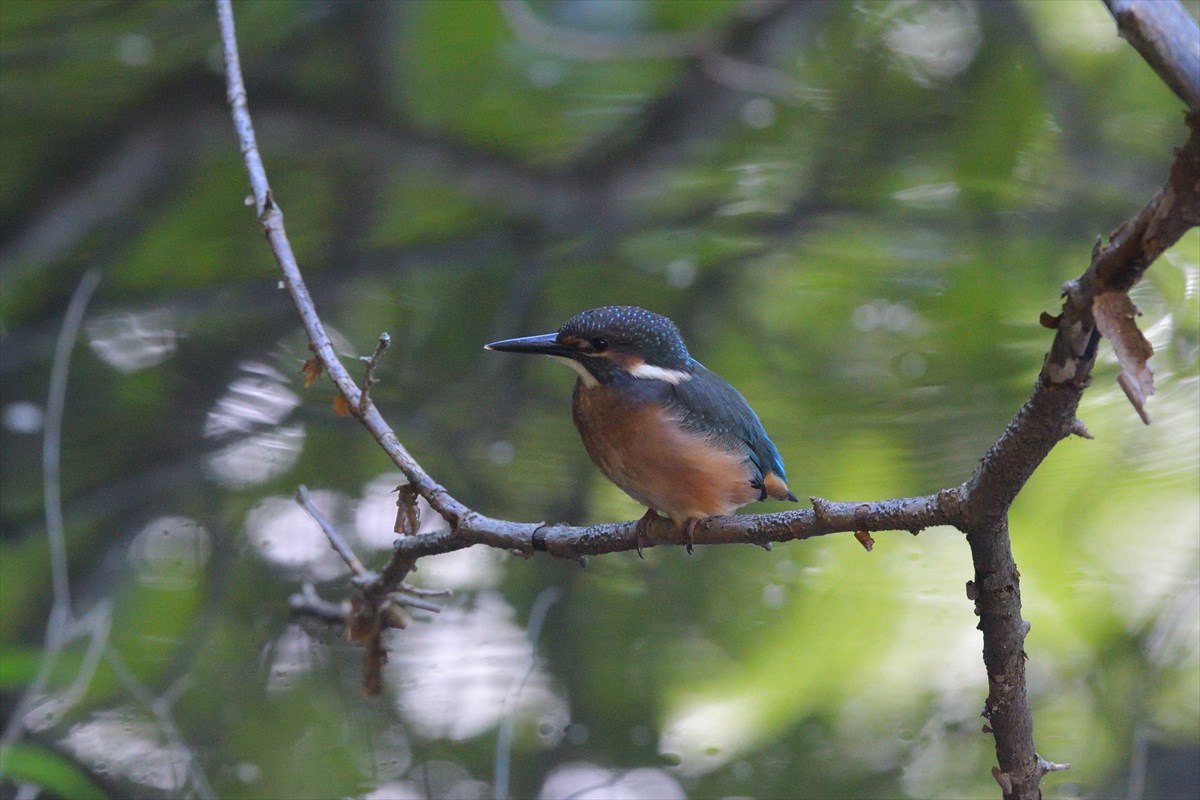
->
[485, 305, 797, 554]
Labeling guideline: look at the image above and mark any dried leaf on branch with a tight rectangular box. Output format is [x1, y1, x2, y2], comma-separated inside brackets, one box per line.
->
[1092, 291, 1156, 424]
[299, 357, 324, 388]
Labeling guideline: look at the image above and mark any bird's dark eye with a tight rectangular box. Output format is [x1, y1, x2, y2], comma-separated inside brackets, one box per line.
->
[590, 337, 609, 353]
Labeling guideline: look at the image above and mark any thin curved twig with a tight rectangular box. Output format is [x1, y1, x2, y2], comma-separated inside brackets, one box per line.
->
[216, 0, 469, 526]
[0, 269, 100, 775]
[295, 485, 367, 577]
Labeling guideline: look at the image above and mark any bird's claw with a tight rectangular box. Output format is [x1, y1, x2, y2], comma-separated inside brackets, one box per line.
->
[683, 518, 699, 555]
[635, 508, 660, 559]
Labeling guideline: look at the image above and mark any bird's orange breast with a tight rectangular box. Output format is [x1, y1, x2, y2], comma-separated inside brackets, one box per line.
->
[571, 383, 759, 525]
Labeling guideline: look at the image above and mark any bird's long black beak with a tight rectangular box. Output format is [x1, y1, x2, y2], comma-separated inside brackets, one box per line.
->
[484, 332, 573, 357]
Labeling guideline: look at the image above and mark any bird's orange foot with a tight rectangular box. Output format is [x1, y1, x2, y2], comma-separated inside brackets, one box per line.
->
[635, 508, 659, 559]
[682, 518, 700, 555]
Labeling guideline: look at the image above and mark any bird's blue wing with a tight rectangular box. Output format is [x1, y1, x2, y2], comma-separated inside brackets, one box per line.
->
[666, 361, 789, 492]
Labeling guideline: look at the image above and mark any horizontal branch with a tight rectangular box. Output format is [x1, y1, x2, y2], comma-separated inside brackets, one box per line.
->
[389, 491, 961, 566]
[289, 584, 348, 625]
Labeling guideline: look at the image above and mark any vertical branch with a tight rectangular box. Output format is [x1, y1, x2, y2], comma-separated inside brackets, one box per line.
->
[965, 515, 1038, 800]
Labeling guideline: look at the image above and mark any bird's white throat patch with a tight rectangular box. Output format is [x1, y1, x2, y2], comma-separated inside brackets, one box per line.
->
[551, 355, 599, 387]
[549, 355, 690, 387]
[627, 362, 692, 384]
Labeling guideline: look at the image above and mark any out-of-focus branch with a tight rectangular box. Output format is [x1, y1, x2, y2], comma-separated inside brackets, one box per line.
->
[497, 0, 708, 60]
[289, 584, 349, 625]
[0, 125, 178, 296]
[0, 270, 101, 776]
[498, 0, 827, 108]
[1104, 0, 1200, 111]
[295, 485, 367, 577]
[0, 270, 214, 798]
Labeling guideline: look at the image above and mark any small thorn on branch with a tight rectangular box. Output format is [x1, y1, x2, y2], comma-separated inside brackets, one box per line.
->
[1037, 754, 1071, 775]
[358, 332, 391, 414]
[810, 496, 831, 520]
[854, 530, 875, 552]
[1039, 311, 1061, 329]
[1070, 418, 1094, 439]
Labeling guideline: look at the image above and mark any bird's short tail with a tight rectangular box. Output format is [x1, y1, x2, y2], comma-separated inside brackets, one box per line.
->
[763, 472, 797, 503]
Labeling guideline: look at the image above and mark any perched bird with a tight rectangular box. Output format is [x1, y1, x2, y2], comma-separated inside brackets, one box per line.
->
[485, 306, 796, 553]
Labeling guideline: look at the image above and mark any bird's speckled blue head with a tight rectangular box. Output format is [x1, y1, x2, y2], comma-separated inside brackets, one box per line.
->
[485, 306, 695, 387]
[558, 306, 691, 370]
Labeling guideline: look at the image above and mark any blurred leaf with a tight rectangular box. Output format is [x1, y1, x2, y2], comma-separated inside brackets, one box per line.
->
[0, 744, 108, 800]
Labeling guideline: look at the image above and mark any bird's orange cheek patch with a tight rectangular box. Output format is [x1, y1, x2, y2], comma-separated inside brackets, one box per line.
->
[609, 352, 641, 370]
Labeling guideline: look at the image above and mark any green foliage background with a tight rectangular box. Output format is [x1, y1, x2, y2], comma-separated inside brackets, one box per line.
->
[1, 1, 1197, 798]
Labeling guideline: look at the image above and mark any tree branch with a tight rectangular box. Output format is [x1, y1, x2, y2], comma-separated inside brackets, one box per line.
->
[294, 485, 367, 577]
[216, 0, 469, 527]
